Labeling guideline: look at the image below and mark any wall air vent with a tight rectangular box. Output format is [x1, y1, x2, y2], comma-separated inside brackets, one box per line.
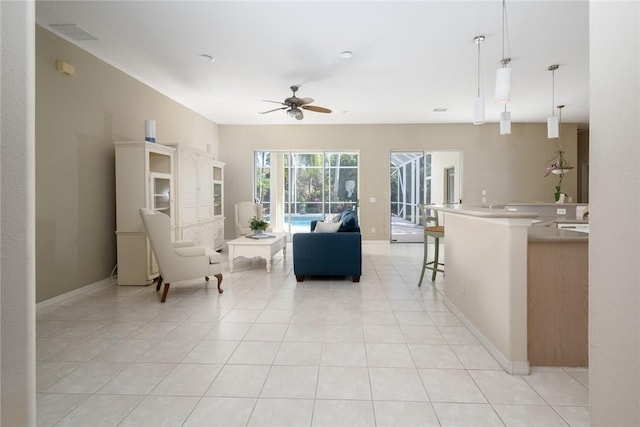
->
[49, 24, 97, 41]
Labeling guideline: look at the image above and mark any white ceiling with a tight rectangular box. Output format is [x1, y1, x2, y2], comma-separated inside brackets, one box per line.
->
[36, 1, 589, 126]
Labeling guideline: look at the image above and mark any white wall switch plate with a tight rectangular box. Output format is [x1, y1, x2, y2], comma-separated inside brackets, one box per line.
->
[557, 208, 567, 215]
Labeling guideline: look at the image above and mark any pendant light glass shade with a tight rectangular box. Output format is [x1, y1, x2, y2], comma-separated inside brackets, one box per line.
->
[473, 97, 485, 125]
[547, 116, 559, 138]
[495, 66, 511, 103]
[547, 64, 559, 139]
[500, 110, 511, 135]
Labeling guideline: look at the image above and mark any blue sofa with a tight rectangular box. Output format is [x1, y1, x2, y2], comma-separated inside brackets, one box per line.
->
[292, 209, 362, 282]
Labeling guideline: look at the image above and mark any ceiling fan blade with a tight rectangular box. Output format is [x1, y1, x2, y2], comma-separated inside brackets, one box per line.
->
[285, 96, 314, 106]
[262, 100, 287, 105]
[259, 106, 287, 114]
[302, 105, 332, 113]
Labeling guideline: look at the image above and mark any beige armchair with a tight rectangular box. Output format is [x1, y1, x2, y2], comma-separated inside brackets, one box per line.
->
[139, 208, 224, 303]
[235, 201, 263, 237]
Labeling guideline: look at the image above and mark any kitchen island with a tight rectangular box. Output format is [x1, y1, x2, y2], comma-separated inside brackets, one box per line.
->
[527, 226, 588, 367]
[430, 204, 588, 374]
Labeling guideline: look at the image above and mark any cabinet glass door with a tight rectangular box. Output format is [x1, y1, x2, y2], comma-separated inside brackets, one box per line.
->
[151, 173, 172, 217]
[212, 163, 223, 218]
[213, 182, 222, 216]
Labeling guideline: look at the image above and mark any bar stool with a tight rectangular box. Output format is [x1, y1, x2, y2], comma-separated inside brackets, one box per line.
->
[418, 209, 444, 286]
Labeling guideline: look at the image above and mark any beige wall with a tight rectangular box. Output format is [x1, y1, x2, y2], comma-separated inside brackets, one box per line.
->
[219, 123, 577, 241]
[35, 26, 218, 302]
[589, 2, 640, 425]
[430, 150, 461, 204]
[2, 2, 37, 424]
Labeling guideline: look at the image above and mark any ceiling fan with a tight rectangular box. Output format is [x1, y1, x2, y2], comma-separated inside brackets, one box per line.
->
[260, 85, 332, 120]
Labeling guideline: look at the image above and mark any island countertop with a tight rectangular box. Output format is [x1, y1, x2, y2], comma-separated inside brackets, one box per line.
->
[528, 225, 588, 243]
[429, 203, 539, 219]
[429, 204, 588, 242]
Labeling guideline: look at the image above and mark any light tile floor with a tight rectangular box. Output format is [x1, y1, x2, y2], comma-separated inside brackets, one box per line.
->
[36, 243, 589, 426]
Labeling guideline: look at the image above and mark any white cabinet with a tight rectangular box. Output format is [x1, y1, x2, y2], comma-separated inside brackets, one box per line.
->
[170, 145, 225, 251]
[114, 141, 175, 286]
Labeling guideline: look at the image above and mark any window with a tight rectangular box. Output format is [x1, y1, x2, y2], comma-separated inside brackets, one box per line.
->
[254, 151, 359, 233]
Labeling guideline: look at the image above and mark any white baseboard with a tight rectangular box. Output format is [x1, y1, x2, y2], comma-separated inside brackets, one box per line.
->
[444, 295, 531, 376]
[36, 277, 114, 313]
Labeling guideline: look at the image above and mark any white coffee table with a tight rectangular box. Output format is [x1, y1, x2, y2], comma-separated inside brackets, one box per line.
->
[227, 232, 287, 273]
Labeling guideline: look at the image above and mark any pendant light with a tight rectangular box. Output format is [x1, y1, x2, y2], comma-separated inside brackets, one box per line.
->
[500, 106, 511, 135]
[547, 64, 559, 138]
[473, 35, 485, 125]
[495, 0, 511, 103]
[544, 105, 573, 199]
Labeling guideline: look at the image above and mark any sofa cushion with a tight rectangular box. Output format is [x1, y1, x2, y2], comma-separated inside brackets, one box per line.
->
[315, 221, 342, 233]
[338, 209, 360, 232]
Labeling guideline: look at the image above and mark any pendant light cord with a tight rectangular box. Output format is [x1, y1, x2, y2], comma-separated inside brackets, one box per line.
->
[477, 40, 481, 97]
[502, 0, 506, 61]
[551, 69, 555, 116]
[501, 0, 510, 65]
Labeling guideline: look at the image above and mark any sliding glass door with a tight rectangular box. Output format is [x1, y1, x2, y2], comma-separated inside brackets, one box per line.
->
[255, 151, 359, 234]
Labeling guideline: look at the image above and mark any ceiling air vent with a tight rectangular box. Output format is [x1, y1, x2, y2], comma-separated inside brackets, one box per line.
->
[49, 24, 97, 41]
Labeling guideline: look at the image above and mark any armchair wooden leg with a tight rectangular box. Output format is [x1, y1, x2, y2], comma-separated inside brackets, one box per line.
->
[215, 273, 223, 294]
[295, 275, 305, 282]
[156, 275, 163, 291]
[161, 283, 170, 303]
[352, 275, 361, 282]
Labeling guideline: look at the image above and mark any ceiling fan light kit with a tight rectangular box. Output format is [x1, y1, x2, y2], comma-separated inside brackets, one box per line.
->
[287, 107, 304, 120]
[260, 85, 332, 120]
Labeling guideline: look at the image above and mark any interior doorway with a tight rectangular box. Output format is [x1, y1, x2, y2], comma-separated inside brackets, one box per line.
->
[389, 150, 461, 243]
[445, 166, 456, 204]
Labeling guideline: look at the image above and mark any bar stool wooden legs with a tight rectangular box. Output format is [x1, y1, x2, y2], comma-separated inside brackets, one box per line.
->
[418, 224, 445, 286]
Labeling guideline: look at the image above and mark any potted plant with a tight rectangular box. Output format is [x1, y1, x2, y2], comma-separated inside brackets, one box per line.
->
[250, 216, 269, 234]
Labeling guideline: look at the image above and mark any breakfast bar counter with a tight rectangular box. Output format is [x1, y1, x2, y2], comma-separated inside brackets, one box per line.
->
[429, 203, 588, 373]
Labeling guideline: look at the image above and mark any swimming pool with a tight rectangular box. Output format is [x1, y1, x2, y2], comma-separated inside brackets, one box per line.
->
[283, 214, 323, 226]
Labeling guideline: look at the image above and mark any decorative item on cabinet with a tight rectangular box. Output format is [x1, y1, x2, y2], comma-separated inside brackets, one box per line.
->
[145, 119, 156, 143]
[114, 141, 175, 286]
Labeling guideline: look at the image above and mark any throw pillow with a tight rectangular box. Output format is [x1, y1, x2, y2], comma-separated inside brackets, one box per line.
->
[314, 221, 342, 233]
[339, 209, 360, 232]
[324, 213, 341, 223]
